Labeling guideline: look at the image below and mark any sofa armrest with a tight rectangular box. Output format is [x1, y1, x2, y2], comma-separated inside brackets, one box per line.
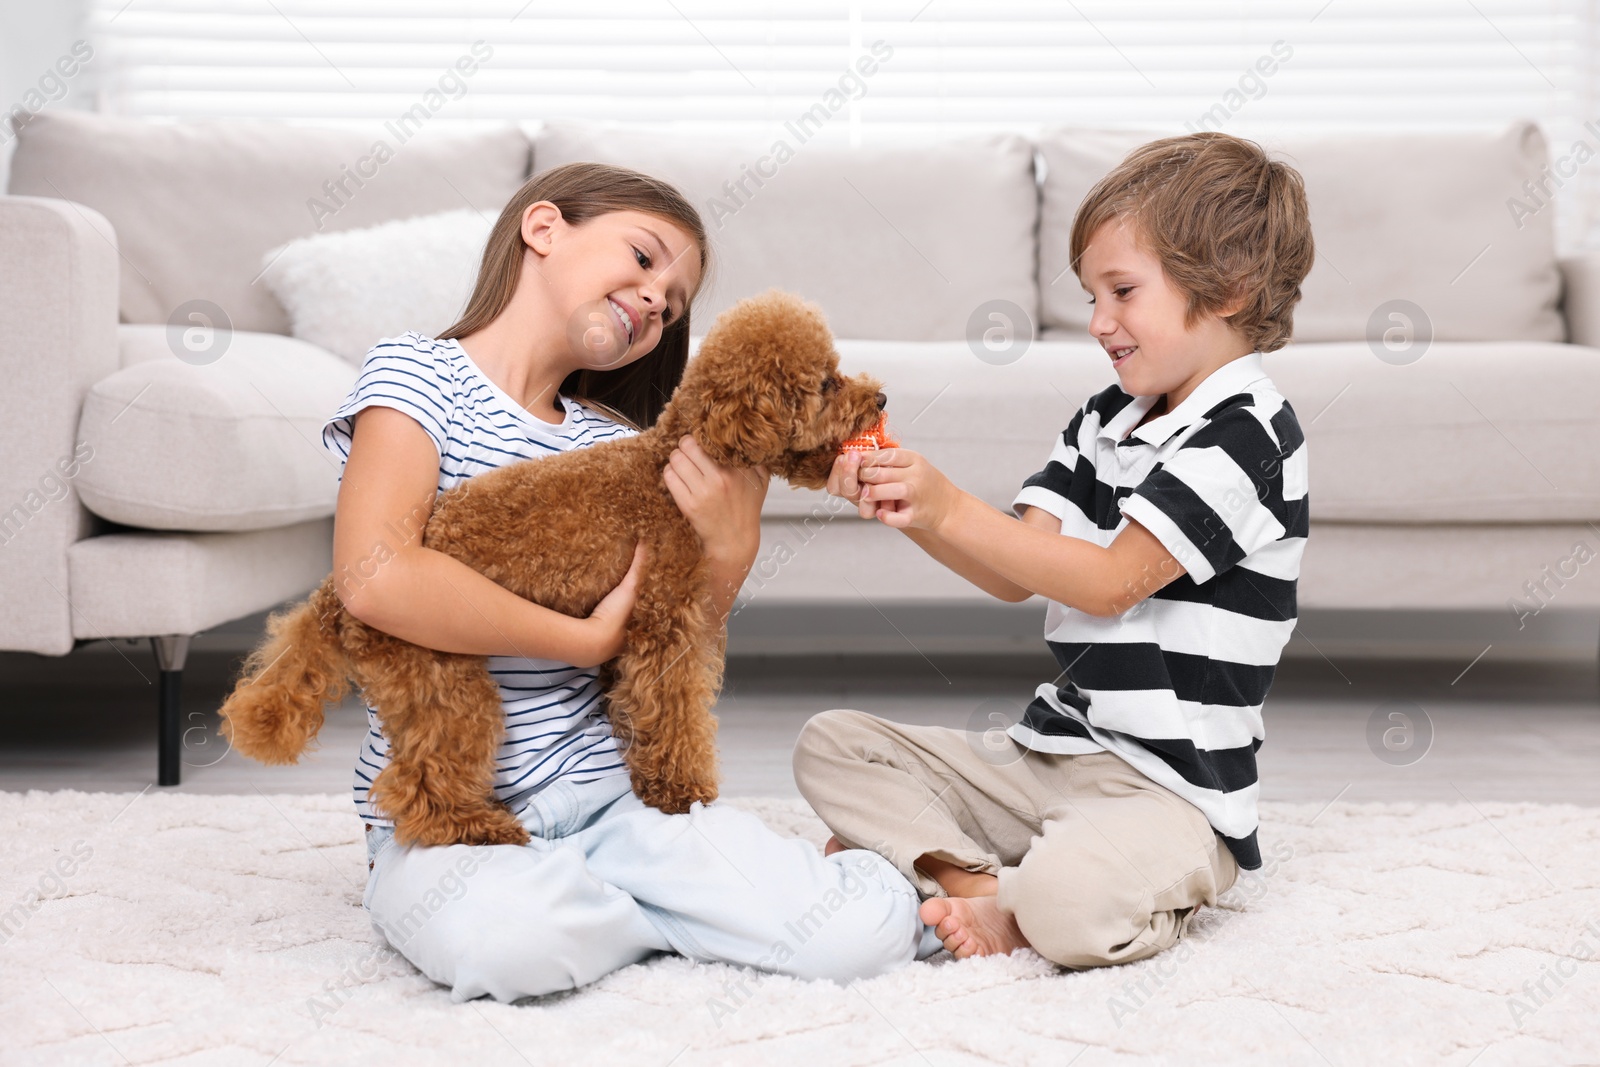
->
[1559, 252, 1600, 347]
[0, 195, 120, 654]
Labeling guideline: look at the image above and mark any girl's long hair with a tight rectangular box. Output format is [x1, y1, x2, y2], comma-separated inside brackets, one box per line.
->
[440, 161, 711, 430]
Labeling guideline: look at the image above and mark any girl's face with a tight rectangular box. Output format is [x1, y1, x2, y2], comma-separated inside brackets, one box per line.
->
[522, 205, 703, 372]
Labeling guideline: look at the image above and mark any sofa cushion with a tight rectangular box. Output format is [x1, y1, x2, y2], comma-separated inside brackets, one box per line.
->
[769, 338, 1600, 526]
[67, 519, 334, 638]
[530, 120, 1039, 342]
[7, 111, 529, 335]
[259, 209, 492, 363]
[76, 327, 357, 531]
[1036, 124, 1564, 346]
[1260, 340, 1597, 522]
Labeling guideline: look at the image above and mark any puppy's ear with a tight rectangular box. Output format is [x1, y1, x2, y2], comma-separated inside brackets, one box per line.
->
[697, 384, 787, 467]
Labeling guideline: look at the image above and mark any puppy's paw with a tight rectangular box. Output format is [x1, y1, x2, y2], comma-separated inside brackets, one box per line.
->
[633, 773, 720, 814]
[390, 814, 452, 849]
[391, 803, 530, 848]
[457, 803, 531, 847]
[476, 809, 534, 851]
[475, 821, 532, 847]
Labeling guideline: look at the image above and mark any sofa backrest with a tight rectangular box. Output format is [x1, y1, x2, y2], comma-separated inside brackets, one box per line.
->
[529, 121, 1040, 342]
[8, 112, 1566, 349]
[6, 110, 530, 335]
[1036, 122, 1564, 345]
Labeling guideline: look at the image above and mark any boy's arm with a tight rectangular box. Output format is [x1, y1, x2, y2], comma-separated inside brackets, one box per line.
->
[858, 449, 1187, 617]
[934, 491, 1186, 616]
[896, 507, 1058, 603]
[831, 450, 1041, 602]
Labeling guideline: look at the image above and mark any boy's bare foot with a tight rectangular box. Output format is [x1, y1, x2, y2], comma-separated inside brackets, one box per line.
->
[824, 834, 846, 856]
[919, 895, 1031, 958]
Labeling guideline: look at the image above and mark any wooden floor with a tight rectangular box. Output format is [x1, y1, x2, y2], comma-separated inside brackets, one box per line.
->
[2, 642, 1596, 812]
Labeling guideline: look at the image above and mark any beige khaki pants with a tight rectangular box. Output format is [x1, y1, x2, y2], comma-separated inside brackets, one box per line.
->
[792, 709, 1241, 969]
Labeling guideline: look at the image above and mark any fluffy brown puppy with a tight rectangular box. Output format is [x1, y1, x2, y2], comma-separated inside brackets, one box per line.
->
[217, 290, 886, 848]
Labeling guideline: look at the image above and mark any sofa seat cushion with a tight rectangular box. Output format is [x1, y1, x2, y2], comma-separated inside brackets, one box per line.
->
[7, 111, 530, 335]
[530, 120, 1039, 342]
[770, 338, 1600, 526]
[75, 327, 357, 531]
[1261, 340, 1597, 522]
[68, 519, 334, 638]
[1035, 124, 1564, 346]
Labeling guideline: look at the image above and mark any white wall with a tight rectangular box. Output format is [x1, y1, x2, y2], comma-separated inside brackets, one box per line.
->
[1, 0, 93, 189]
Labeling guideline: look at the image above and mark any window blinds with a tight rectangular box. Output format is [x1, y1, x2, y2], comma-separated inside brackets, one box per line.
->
[85, 0, 1596, 242]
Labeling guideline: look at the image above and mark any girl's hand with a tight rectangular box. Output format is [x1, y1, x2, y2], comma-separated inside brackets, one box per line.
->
[858, 448, 958, 532]
[581, 541, 648, 666]
[663, 435, 768, 568]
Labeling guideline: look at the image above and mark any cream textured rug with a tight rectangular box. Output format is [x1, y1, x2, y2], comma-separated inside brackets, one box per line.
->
[3, 789, 1598, 1067]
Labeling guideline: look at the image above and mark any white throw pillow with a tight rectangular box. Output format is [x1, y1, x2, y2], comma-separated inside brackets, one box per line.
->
[259, 209, 494, 363]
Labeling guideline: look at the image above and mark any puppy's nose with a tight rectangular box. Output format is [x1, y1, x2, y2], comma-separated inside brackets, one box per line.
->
[874, 391, 887, 410]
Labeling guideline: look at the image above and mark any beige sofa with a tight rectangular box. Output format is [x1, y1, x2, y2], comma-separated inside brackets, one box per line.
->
[4, 111, 1597, 786]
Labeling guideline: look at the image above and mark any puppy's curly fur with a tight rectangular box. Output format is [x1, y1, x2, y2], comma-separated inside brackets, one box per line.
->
[217, 290, 886, 848]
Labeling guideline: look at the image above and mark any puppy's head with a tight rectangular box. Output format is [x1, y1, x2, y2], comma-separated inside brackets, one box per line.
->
[670, 290, 885, 489]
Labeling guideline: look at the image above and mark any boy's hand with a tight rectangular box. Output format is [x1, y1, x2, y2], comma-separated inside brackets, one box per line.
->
[663, 435, 768, 567]
[827, 451, 876, 518]
[857, 448, 959, 532]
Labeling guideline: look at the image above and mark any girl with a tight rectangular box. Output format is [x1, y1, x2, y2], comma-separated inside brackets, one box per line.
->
[319, 162, 936, 1003]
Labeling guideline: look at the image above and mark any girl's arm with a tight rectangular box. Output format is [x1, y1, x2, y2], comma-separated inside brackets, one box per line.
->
[662, 435, 765, 623]
[828, 451, 1041, 603]
[333, 406, 643, 668]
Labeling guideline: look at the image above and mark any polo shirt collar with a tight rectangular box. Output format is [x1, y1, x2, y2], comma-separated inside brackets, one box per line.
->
[1100, 351, 1269, 448]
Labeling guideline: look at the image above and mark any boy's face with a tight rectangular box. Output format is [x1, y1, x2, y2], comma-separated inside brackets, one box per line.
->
[1077, 217, 1249, 404]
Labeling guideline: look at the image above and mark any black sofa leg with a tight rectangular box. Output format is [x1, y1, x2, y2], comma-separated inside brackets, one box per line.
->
[150, 635, 192, 786]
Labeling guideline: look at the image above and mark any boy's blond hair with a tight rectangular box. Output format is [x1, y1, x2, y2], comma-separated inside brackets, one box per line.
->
[1070, 132, 1315, 353]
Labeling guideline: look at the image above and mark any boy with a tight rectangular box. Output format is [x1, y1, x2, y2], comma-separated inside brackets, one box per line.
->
[793, 132, 1315, 968]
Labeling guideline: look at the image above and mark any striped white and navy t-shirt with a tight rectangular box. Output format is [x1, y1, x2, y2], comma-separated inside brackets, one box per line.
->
[321, 331, 635, 827]
[1009, 351, 1308, 871]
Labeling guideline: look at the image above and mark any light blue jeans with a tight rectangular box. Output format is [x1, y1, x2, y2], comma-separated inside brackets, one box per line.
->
[362, 773, 943, 1003]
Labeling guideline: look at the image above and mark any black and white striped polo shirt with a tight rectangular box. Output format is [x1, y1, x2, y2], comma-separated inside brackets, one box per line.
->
[1009, 351, 1308, 871]
[321, 332, 635, 827]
